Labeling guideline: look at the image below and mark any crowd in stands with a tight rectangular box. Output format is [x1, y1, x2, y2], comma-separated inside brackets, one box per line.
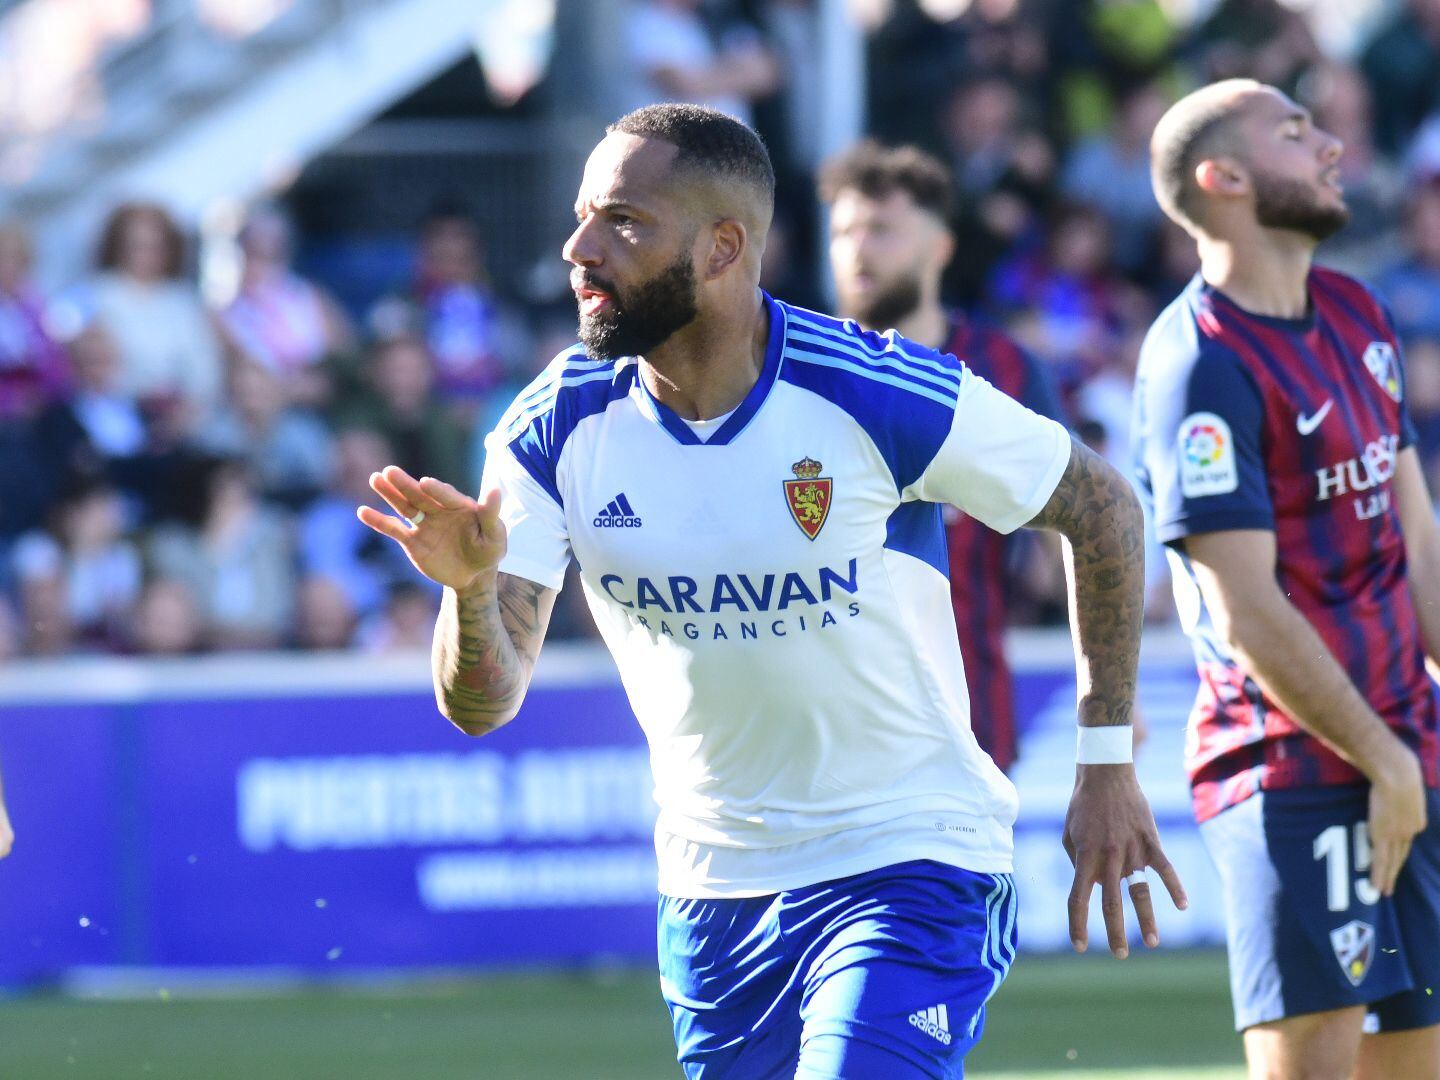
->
[3, 0, 1440, 656]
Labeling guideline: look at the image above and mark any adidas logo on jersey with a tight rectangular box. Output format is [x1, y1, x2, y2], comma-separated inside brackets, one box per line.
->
[593, 493, 642, 528]
[908, 1004, 953, 1045]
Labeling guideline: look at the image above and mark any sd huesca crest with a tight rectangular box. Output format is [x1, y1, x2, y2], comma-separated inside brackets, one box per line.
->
[784, 456, 832, 541]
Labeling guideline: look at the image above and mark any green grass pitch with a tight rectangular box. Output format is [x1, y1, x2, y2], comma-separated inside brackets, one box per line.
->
[0, 950, 1243, 1079]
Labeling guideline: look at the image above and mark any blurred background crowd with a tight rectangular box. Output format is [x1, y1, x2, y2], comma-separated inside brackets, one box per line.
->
[1, 0, 1439, 658]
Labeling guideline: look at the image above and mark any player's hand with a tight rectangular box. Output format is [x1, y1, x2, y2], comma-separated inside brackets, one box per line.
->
[1366, 742, 1426, 897]
[0, 805, 13, 859]
[356, 467, 507, 593]
[1063, 761, 1188, 959]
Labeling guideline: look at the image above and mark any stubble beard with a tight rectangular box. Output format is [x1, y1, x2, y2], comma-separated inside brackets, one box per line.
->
[842, 271, 924, 333]
[1251, 168, 1351, 242]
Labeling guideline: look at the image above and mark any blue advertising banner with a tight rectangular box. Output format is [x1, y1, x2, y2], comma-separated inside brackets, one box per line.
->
[0, 637, 1223, 985]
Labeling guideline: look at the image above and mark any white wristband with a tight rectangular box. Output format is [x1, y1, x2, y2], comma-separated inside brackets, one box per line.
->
[1077, 726, 1133, 764]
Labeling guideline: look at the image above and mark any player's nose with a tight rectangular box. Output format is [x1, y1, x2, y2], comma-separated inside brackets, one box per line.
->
[1320, 130, 1344, 165]
[563, 217, 601, 267]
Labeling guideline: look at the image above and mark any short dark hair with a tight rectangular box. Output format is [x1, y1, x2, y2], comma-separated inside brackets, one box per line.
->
[817, 139, 954, 221]
[608, 104, 775, 206]
[1150, 79, 1262, 232]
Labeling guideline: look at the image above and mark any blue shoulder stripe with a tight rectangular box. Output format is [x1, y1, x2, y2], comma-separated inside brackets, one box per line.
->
[504, 366, 623, 437]
[496, 357, 637, 507]
[785, 308, 966, 388]
[783, 346, 958, 409]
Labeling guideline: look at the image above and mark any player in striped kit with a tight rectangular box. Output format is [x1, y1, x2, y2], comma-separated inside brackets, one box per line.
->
[1135, 79, 1440, 1078]
[363, 104, 1185, 1079]
[819, 140, 1065, 774]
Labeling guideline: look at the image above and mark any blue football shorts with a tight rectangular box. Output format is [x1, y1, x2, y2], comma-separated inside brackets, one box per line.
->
[657, 859, 1017, 1080]
[1199, 784, 1440, 1032]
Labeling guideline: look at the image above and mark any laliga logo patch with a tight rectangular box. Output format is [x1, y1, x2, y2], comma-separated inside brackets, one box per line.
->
[1330, 919, 1376, 987]
[1177, 411, 1238, 498]
[784, 456, 832, 541]
[1363, 342, 1402, 402]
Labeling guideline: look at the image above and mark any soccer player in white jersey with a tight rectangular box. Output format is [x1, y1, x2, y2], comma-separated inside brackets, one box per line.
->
[360, 104, 1186, 1079]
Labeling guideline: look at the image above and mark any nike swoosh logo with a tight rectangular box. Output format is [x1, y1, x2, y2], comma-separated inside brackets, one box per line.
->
[1297, 399, 1333, 435]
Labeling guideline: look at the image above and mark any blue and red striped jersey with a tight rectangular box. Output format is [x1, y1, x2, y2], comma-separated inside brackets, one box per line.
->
[944, 313, 1064, 772]
[1135, 269, 1440, 821]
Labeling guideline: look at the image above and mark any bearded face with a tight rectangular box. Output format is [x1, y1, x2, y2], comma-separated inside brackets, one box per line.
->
[577, 250, 700, 360]
[839, 269, 924, 333]
[1251, 166, 1350, 242]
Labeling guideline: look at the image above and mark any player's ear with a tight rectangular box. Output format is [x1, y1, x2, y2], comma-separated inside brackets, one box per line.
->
[1194, 156, 1247, 200]
[703, 219, 747, 280]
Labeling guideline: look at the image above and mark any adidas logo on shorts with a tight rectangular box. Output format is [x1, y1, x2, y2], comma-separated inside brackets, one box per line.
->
[908, 1004, 953, 1045]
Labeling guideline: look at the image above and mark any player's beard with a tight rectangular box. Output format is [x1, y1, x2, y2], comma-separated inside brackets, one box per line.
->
[842, 271, 923, 333]
[577, 252, 699, 360]
[1251, 168, 1350, 242]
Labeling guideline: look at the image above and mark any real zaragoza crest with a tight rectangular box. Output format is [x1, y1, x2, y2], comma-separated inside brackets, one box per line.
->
[784, 456, 832, 541]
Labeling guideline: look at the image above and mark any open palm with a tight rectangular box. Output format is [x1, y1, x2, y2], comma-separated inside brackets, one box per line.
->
[356, 466, 506, 592]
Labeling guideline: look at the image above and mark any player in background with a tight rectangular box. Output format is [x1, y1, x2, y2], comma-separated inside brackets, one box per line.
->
[362, 104, 1185, 1079]
[819, 140, 1066, 773]
[1135, 79, 1440, 1079]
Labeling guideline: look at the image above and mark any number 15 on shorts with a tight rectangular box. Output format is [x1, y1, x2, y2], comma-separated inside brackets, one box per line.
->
[1314, 823, 1381, 912]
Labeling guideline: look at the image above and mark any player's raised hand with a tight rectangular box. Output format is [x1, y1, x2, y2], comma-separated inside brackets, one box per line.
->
[1366, 741, 1426, 896]
[357, 466, 507, 592]
[0, 804, 13, 860]
[1063, 761, 1188, 959]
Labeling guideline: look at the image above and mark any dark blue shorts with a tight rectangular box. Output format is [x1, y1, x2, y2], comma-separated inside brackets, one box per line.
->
[657, 860, 1017, 1080]
[1200, 785, 1440, 1032]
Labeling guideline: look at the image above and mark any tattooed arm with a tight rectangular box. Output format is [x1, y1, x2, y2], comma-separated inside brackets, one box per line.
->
[1024, 438, 1145, 734]
[1023, 438, 1187, 957]
[433, 572, 557, 734]
[357, 466, 557, 737]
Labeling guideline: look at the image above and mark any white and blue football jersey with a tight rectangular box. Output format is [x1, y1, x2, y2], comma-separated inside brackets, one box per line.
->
[482, 292, 1071, 898]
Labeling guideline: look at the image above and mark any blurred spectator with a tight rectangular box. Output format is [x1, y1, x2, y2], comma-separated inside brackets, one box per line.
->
[294, 575, 359, 651]
[32, 320, 145, 477]
[0, 222, 68, 422]
[1189, 0, 1319, 92]
[1060, 80, 1171, 274]
[1146, 219, 1203, 309]
[298, 429, 430, 628]
[217, 202, 353, 409]
[756, 0, 824, 175]
[1305, 61, 1401, 268]
[864, 0, 968, 152]
[1401, 335, 1440, 471]
[1360, 0, 1440, 158]
[10, 482, 141, 653]
[334, 334, 471, 492]
[940, 74, 1057, 300]
[985, 202, 1130, 374]
[88, 202, 225, 433]
[129, 578, 203, 655]
[357, 582, 436, 653]
[1050, 1, 1178, 136]
[619, 0, 780, 127]
[145, 458, 295, 651]
[370, 209, 528, 408]
[0, 223, 72, 539]
[1375, 178, 1440, 340]
[199, 360, 335, 509]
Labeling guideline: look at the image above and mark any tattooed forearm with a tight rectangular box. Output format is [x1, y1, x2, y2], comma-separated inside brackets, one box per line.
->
[1026, 439, 1145, 728]
[432, 572, 556, 735]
